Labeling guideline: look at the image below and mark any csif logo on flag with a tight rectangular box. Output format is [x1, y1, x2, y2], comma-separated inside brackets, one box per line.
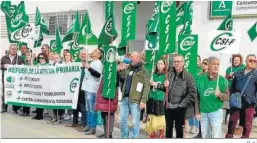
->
[124, 3, 135, 14]
[106, 48, 116, 63]
[161, 1, 173, 14]
[105, 18, 114, 37]
[13, 24, 32, 41]
[225, 18, 233, 31]
[50, 40, 57, 51]
[70, 78, 79, 93]
[210, 32, 236, 51]
[180, 36, 195, 51]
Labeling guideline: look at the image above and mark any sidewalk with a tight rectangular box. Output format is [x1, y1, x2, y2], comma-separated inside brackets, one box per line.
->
[113, 102, 257, 138]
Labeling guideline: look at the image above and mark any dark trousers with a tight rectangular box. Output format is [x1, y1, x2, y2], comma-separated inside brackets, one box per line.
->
[101, 112, 115, 133]
[226, 107, 255, 138]
[35, 108, 44, 118]
[72, 89, 86, 126]
[22, 106, 30, 114]
[53, 109, 65, 120]
[165, 108, 185, 138]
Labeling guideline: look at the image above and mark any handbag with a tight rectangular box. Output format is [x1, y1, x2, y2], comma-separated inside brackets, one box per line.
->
[229, 71, 255, 109]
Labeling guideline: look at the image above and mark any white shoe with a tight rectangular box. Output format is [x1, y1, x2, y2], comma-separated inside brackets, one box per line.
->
[191, 127, 199, 134]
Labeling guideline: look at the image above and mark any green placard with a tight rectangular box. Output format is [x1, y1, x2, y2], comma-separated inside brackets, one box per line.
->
[103, 46, 117, 99]
[121, 1, 137, 40]
[209, 1, 232, 19]
[178, 34, 198, 79]
[159, 1, 176, 56]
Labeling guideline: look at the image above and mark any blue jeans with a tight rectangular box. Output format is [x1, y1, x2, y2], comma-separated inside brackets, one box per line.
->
[188, 117, 199, 127]
[119, 97, 141, 138]
[201, 109, 223, 138]
[85, 91, 97, 128]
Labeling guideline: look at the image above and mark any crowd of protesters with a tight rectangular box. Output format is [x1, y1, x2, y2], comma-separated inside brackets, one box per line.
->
[1, 44, 257, 138]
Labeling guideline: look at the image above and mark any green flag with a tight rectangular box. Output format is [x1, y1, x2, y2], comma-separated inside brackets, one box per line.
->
[98, 13, 118, 46]
[34, 33, 43, 48]
[179, 1, 193, 35]
[1, 1, 29, 43]
[217, 13, 233, 31]
[105, 1, 114, 21]
[159, 1, 176, 56]
[49, 26, 63, 54]
[103, 46, 117, 99]
[62, 12, 80, 43]
[248, 22, 257, 42]
[176, 3, 184, 26]
[178, 34, 198, 79]
[121, 1, 137, 40]
[145, 2, 160, 50]
[117, 40, 127, 56]
[69, 42, 83, 62]
[35, 7, 49, 35]
[76, 10, 98, 46]
[6, 1, 29, 32]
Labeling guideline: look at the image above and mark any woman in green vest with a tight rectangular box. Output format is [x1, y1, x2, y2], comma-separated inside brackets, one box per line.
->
[32, 53, 49, 120]
[145, 59, 166, 138]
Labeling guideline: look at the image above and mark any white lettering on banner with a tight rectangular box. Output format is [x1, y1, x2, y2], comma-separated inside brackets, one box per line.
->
[126, 15, 131, 38]
[180, 36, 195, 51]
[161, 1, 173, 14]
[164, 15, 171, 52]
[4, 63, 82, 109]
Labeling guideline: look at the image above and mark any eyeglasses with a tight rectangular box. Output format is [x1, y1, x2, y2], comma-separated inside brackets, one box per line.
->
[173, 61, 183, 63]
[41, 48, 45, 50]
[249, 59, 257, 63]
[203, 62, 207, 65]
[39, 57, 45, 59]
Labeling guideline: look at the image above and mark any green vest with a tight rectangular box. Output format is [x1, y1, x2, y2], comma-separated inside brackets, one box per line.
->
[148, 73, 166, 101]
[197, 66, 203, 75]
[197, 73, 228, 113]
[225, 64, 245, 87]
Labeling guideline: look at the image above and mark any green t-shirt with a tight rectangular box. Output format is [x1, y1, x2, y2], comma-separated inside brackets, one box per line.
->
[197, 73, 229, 113]
[197, 66, 203, 75]
[225, 64, 245, 87]
[148, 73, 166, 101]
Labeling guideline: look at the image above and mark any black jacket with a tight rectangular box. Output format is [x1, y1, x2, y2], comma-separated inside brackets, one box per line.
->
[231, 69, 257, 107]
[1, 55, 23, 82]
[166, 67, 197, 119]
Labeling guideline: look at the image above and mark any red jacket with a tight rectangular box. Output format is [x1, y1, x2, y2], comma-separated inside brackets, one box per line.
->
[94, 80, 118, 113]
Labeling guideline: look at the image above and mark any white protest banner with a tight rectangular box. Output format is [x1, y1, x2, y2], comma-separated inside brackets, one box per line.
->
[4, 63, 82, 109]
[206, 30, 241, 54]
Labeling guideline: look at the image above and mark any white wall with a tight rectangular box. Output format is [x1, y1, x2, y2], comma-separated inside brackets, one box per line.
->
[1, 1, 257, 75]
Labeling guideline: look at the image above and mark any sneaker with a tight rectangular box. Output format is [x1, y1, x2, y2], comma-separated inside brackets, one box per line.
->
[191, 127, 199, 134]
[47, 118, 57, 124]
[64, 115, 71, 121]
[52, 120, 62, 125]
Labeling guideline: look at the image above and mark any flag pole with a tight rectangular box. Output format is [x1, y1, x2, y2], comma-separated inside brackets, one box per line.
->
[165, 55, 169, 109]
[106, 36, 114, 139]
[216, 53, 222, 89]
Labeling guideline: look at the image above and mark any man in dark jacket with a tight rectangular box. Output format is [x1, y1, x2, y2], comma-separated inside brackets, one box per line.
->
[118, 51, 150, 138]
[164, 54, 197, 138]
[226, 54, 257, 138]
[1, 44, 24, 113]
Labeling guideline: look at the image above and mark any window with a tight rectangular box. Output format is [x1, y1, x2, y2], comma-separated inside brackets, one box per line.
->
[0, 10, 86, 38]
